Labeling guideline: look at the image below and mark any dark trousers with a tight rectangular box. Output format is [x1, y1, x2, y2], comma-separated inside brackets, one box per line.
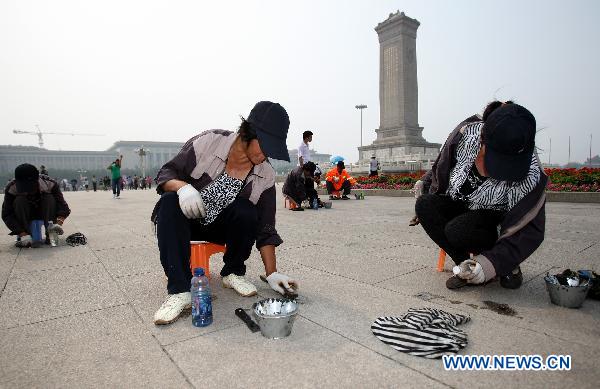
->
[369, 170, 378, 177]
[415, 194, 504, 264]
[111, 178, 121, 196]
[303, 179, 319, 205]
[157, 192, 258, 294]
[326, 180, 351, 195]
[92, 183, 97, 192]
[13, 194, 57, 235]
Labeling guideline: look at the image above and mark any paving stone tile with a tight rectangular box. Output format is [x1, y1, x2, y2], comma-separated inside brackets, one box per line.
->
[377, 264, 600, 346]
[0, 262, 126, 328]
[116, 269, 265, 346]
[166, 316, 446, 389]
[0, 305, 189, 388]
[289, 266, 599, 388]
[11, 244, 99, 274]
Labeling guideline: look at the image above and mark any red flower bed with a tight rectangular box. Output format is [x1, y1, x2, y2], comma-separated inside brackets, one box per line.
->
[349, 169, 600, 192]
[353, 172, 424, 190]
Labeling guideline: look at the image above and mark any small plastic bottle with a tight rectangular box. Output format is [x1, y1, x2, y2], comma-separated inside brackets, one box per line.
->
[312, 198, 319, 210]
[47, 222, 59, 247]
[191, 267, 213, 327]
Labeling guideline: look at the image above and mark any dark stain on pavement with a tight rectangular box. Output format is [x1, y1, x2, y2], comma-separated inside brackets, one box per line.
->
[482, 300, 517, 316]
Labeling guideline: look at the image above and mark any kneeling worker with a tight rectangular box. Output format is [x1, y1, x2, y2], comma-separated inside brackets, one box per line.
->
[152, 101, 299, 325]
[415, 102, 546, 290]
[325, 161, 356, 200]
[282, 161, 321, 211]
[2, 164, 70, 247]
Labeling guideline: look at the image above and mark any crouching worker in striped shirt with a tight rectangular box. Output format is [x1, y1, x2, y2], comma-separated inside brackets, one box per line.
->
[415, 102, 546, 290]
[151, 101, 298, 325]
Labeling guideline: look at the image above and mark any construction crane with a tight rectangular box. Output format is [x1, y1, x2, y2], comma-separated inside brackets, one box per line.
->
[12, 125, 104, 148]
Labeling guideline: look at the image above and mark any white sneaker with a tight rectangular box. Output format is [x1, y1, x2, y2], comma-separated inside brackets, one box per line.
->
[15, 235, 32, 248]
[222, 274, 257, 297]
[153, 292, 191, 325]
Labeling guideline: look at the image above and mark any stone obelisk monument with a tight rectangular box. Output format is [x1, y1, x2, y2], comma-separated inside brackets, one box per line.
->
[358, 11, 440, 165]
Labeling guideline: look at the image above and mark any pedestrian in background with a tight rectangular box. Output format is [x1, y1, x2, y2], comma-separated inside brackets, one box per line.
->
[108, 155, 123, 199]
[369, 156, 380, 177]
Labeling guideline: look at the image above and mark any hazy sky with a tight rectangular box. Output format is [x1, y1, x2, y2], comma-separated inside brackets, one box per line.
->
[1, 0, 599, 164]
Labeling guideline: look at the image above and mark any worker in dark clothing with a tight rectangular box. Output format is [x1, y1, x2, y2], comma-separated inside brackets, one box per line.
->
[2, 164, 70, 248]
[282, 162, 321, 211]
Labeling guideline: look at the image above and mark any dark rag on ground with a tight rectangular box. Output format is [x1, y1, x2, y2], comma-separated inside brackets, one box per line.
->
[371, 307, 470, 359]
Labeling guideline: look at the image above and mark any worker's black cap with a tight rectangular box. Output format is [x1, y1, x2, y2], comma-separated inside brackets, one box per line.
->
[482, 104, 536, 182]
[14, 163, 39, 193]
[302, 161, 317, 176]
[247, 101, 290, 162]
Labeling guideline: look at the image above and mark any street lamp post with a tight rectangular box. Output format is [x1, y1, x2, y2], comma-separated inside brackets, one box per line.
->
[355, 104, 367, 157]
[134, 146, 150, 178]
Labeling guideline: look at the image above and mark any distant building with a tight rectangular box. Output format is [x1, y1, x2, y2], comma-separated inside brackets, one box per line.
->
[0, 141, 184, 174]
[0, 142, 331, 176]
[105, 141, 185, 170]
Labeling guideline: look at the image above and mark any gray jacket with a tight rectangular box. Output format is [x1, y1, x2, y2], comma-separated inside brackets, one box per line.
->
[154, 130, 282, 248]
[422, 115, 547, 277]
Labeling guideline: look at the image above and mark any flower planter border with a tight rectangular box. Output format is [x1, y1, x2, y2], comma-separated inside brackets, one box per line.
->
[316, 188, 600, 203]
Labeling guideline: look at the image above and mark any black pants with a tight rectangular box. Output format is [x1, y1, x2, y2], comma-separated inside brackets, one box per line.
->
[13, 194, 57, 235]
[157, 192, 258, 294]
[93, 183, 97, 192]
[301, 178, 319, 205]
[326, 180, 351, 195]
[111, 178, 121, 196]
[415, 194, 504, 264]
[369, 170, 378, 177]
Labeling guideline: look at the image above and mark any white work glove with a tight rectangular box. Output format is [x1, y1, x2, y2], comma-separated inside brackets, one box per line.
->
[413, 180, 424, 199]
[333, 176, 340, 183]
[266, 272, 298, 295]
[176, 184, 206, 219]
[453, 259, 486, 284]
[48, 223, 64, 235]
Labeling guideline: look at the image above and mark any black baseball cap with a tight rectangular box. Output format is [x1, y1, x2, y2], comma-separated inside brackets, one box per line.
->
[302, 161, 317, 176]
[482, 103, 536, 182]
[247, 101, 290, 162]
[15, 163, 40, 193]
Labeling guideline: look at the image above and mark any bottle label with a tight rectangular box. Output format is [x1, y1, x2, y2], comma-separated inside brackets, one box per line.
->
[192, 293, 212, 318]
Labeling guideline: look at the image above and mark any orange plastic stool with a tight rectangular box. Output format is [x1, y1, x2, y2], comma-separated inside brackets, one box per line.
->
[190, 241, 226, 279]
[284, 197, 298, 209]
[437, 249, 446, 272]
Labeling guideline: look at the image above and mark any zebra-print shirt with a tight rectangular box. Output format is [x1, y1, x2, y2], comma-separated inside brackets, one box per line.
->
[447, 122, 541, 212]
[199, 172, 244, 225]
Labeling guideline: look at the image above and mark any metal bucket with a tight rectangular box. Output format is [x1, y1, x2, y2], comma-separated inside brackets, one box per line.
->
[323, 201, 332, 209]
[544, 275, 589, 308]
[252, 298, 299, 339]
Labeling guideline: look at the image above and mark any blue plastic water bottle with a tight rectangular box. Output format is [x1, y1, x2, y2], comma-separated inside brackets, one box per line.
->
[30, 220, 43, 243]
[191, 268, 212, 327]
[312, 198, 319, 210]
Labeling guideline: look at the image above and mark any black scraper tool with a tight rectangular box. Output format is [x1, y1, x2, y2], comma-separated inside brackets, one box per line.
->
[235, 308, 260, 333]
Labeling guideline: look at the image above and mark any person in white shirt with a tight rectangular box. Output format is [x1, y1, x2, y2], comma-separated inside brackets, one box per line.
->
[369, 156, 380, 177]
[298, 131, 313, 166]
[298, 131, 320, 205]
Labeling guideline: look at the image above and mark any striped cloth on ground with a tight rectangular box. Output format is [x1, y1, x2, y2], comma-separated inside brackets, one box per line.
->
[371, 308, 470, 359]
